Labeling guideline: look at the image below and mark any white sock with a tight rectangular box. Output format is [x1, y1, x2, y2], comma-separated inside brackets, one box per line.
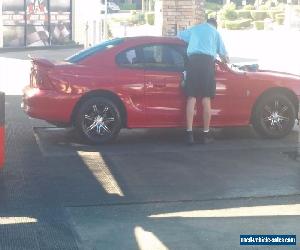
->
[187, 129, 192, 132]
[203, 129, 209, 133]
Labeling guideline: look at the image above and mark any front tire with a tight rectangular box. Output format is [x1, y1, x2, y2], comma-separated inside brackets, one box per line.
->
[75, 97, 122, 144]
[252, 93, 296, 139]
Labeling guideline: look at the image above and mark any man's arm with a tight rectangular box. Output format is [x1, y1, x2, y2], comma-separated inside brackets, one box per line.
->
[177, 28, 191, 43]
[217, 32, 229, 64]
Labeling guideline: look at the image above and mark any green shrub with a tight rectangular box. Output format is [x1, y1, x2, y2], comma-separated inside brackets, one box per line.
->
[236, 10, 252, 19]
[219, 3, 236, 21]
[276, 3, 285, 11]
[146, 13, 155, 25]
[268, 10, 283, 19]
[226, 9, 238, 20]
[208, 11, 218, 19]
[223, 2, 236, 11]
[130, 12, 145, 25]
[205, 9, 214, 15]
[225, 19, 252, 29]
[253, 20, 265, 29]
[205, 1, 222, 11]
[259, 5, 269, 10]
[205, 10, 214, 19]
[240, 18, 252, 28]
[243, 4, 255, 10]
[225, 20, 240, 30]
[120, 3, 137, 10]
[275, 13, 285, 25]
[251, 10, 268, 20]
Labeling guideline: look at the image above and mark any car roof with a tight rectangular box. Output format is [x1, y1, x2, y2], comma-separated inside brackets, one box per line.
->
[66, 36, 186, 64]
[123, 36, 185, 45]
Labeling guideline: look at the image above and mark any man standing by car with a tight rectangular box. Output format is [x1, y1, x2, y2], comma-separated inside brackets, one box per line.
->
[178, 18, 229, 144]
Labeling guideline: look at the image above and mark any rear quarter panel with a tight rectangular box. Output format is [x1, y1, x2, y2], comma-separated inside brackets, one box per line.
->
[53, 60, 147, 127]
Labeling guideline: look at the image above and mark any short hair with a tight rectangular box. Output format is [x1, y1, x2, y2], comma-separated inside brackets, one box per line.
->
[207, 18, 218, 28]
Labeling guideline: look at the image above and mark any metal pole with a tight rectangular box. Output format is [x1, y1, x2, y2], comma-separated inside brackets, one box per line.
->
[104, 0, 108, 39]
[85, 21, 89, 47]
[93, 20, 96, 45]
[99, 20, 102, 42]
[142, 0, 145, 12]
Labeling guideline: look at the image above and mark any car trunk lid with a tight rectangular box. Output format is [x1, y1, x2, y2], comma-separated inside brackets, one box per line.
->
[30, 57, 55, 90]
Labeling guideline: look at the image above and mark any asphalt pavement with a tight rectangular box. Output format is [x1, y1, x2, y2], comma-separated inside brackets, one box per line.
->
[1, 42, 300, 250]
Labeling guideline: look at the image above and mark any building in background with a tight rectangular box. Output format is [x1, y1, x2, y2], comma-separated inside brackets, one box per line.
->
[114, 0, 142, 9]
[157, 0, 205, 36]
[0, 0, 72, 48]
[0, 0, 206, 48]
[0, 0, 104, 48]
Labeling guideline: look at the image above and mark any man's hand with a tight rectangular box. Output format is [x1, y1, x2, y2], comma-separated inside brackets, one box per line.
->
[220, 55, 229, 64]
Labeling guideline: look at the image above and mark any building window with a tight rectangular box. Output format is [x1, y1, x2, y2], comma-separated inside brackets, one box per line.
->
[49, 0, 71, 45]
[2, 0, 72, 47]
[2, 0, 26, 47]
[25, 0, 50, 46]
[141, 45, 185, 71]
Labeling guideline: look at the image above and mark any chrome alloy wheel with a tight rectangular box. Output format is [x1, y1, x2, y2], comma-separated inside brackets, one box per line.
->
[83, 104, 116, 137]
[252, 93, 295, 139]
[262, 100, 290, 131]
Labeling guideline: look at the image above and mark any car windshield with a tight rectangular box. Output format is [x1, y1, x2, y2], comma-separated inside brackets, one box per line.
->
[230, 63, 259, 73]
[66, 38, 124, 63]
[229, 64, 245, 73]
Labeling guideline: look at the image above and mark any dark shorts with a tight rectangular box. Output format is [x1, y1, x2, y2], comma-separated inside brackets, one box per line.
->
[185, 54, 216, 98]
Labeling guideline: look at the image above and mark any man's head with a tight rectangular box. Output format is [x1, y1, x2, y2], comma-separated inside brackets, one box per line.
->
[207, 18, 218, 28]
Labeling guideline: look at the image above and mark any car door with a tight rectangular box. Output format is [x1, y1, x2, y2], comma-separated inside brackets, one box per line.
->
[142, 44, 187, 127]
[210, 62, 251, 127]
[115, 47, 147, 128]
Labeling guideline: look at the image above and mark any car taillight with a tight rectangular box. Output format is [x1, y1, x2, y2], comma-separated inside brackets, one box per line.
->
[30, 68, 38, 88]
[37, 74, 53, 90]
[30, 68, 53, 90]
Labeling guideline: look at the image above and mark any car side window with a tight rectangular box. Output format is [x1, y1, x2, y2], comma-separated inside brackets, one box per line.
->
[141, 45, 185, 71]
[116, 48, 143, 68]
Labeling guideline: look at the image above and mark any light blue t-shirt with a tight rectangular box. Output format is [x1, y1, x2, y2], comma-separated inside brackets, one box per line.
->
[178, 23, 228, 59]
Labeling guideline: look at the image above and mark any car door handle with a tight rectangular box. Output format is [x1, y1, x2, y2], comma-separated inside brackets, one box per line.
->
[146, 82, 154, 88]
[153, 82, 166, 88]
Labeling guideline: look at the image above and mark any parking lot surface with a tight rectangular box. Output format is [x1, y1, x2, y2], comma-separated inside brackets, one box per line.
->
[1, 46, 300, 249]
[2, 95, 300, 250]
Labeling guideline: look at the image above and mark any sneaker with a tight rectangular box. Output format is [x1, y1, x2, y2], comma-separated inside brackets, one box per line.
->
[186, 131, 194, 145]
[201, 131, 214, 144]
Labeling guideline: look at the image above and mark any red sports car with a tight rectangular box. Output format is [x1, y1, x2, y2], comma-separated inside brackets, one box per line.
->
[22, 36, 300, 144]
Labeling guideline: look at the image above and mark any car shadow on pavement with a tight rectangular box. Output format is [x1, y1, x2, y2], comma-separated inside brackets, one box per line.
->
[32, 125, 300, 158]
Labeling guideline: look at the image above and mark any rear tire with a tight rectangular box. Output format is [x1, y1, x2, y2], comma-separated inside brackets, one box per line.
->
[252, 93, 296, 139]
[75, 97, 122, 144]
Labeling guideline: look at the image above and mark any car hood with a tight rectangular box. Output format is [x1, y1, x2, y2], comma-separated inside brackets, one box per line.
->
[246, 69, 300, 82]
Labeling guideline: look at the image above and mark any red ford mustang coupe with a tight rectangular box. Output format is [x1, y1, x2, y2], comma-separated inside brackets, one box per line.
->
[22, 36, 300, 144]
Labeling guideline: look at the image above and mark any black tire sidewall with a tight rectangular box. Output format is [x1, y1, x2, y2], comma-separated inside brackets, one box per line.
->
[252, 94, 296, 139]
[75, 97, 122, 144]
